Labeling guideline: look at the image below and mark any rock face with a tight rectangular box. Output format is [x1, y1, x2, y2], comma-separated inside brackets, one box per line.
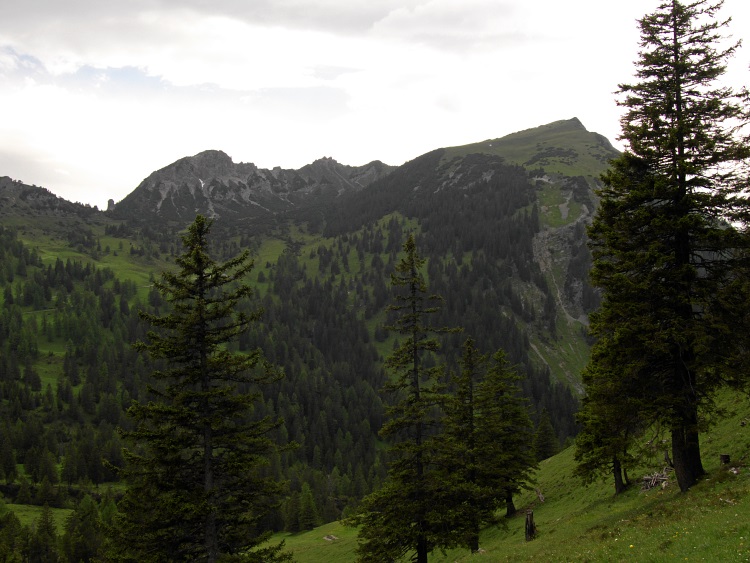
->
[110, 150, 395, 226]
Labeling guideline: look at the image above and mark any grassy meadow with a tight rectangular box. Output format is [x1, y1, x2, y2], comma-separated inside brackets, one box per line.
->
[276, 390, 750, 562]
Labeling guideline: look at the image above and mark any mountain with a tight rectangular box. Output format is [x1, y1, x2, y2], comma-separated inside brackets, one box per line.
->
[5, 117, 615, 390]
[322, 117, 618, 388]
[443, 117, 618, 176]
[0, 176, 100, 219]
[110, 149, 394, 229]
[0, 117, 618, 535]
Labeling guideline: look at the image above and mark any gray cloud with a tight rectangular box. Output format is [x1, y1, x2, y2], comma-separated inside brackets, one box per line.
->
[0, 0, 407, 36]
[371, 0, 526, 52]
[0, 0, 514, 61]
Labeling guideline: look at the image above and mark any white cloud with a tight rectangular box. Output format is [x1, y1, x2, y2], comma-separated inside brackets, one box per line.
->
[1, 0, 749, 208]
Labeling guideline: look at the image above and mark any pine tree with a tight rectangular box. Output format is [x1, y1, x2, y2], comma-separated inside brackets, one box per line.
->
[61, 495, 102, 563]
[475, 348, 537, 517]
[574, 333, 641, 494]
[439, 337, 486, 553]
[111, 215, 291, 562]
[26, 503, 59, 563]
[352, 234, 459, 563]
[297, 482, 320, 531]
[533, 408, 559, 462]
[440, 339, 536, 552]
[585, 0, 750, 491]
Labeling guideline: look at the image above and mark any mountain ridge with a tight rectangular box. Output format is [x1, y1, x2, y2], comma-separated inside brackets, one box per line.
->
[1, 117, 617, 227]
[109, 149, 395, 226]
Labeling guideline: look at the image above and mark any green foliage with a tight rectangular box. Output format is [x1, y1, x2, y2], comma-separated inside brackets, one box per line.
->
[0, 510, 24, 561]
[112, 215, 290, 562]
[533, 409, 559, 462]
[353, 234, 460, 563]
[439, 338, 537, 551]
[574, 330, 643, 494]
[581, 0, 750, 493]
[61, 495, 102, 563]
[298, 483, 320, 531]
[27, 503, 59, 563]
[279, 391, 750, 562]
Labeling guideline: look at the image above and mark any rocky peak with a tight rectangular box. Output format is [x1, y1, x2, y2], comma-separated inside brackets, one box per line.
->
[111, 151, 395, 225]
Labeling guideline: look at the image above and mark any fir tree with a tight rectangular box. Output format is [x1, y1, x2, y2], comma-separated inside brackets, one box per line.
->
[352, 234, 459, 563]
[585, 0, 750, 491]
[111, 215, 290, 562]
[26, 503, 59, 563]
[440, 339, 536, 552]
[574, 329, 642, 494]
[475, 348, 537, 518]
[533, 408, 559, 462]
[61, 494, 102, 563]
[297, 482, 320, 531]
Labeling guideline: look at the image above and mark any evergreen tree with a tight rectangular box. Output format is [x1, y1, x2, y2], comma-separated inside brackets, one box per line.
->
[574, 333, 641, 494]
[586, 0, 750, 491]
[61, 495, 102, 563]
[475, 348, 537, 518]
[0, 426, 17, 483]
[111, 215, 290, 562]
[352, 234, 459, 563]
[26, 503, 59, 563]
[0, 511, 24, 561]
[297, 482, 320, 531]
[440, 339, 536, 552]
[533, 408, 559, 462]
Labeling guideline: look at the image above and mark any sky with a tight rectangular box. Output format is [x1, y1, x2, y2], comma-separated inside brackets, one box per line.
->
[1, 1, 749, 209]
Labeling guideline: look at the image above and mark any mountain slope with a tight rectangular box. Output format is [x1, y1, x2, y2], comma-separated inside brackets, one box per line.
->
[0, 176, 100, 219]
[275, 389, 750, 562]
[0, 118, 619, 537]
[443, 117, 619, 176]
[110, 150, 394, 228]
[323, 118, 616, 389]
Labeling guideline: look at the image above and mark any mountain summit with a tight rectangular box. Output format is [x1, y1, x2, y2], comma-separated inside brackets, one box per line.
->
[110, 150, 394, 226]
[110, 118, 617, 231]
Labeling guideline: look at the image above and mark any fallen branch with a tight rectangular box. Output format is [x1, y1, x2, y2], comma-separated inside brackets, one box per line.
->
[641, 467, 672, 490]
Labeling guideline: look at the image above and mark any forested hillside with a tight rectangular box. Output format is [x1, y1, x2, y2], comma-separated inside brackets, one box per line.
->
[0, 117, 610, 557]
[2, 0, 748, 557]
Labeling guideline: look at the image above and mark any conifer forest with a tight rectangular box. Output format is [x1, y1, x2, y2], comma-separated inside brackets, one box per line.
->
[1, 1, 749, 561]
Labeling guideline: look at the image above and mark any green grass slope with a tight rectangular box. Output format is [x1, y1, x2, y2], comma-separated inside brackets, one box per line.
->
[279, 390, 750, 561]
[443, 117, 619, 177]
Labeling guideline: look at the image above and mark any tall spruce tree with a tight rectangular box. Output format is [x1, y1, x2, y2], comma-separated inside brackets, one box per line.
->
[533, 408, 559, 462]
[111, 215, 290, 562]
[574, 327, 642, 494]
[440, 339, 536, 552]
[476, 348, 537, 518]
[584, 0, 750, 491]
[352, 234, 459, 563]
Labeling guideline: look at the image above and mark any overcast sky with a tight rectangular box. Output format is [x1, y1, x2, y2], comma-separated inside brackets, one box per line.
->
[1, 0, 749, 209]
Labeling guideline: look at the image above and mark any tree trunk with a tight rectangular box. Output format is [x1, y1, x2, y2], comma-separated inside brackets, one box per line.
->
[468, 531, 479, 553]
[205, 424, 218, 562]
[416, 535, 428, 563]
[671, 418, 704, 492]
[505, 489, 516, 518]
[613, 456, 626, 494]
[671, 392, 704, 492]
